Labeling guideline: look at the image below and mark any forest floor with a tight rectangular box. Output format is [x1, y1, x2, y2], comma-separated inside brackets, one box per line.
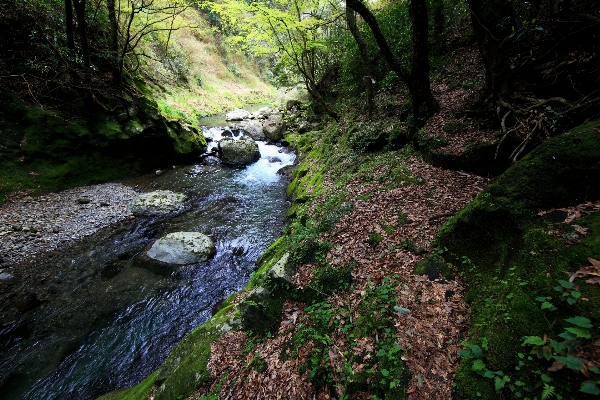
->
[187, 42, 496, 400]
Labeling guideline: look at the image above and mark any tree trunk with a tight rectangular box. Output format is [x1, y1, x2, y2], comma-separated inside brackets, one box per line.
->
[106, 0, 120, 86]
[408, 0, 439, 127]
[72, 0, 90, 73]
[65, 0, 74, 50]
[346, 0, 438, 130]
[466, 0, 514, 107]
[347, 6, 374, 119]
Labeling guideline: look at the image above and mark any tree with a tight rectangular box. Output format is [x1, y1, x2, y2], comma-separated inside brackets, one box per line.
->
[207, 0, 343, 118]
[346, 0, 439, 131]
[465, 0, 514, 107]
[346, 5, 374, 119]
[111, 0, 188, 86]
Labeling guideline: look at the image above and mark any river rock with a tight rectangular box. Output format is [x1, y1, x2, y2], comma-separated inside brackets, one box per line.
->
[263, 114, 286, 142]
[225, 108, 251, 121]
[129, 190, 186, 216]
[219, 139, 260, 165]
[243, 120, 267, 141]
[0, 272, 14, 281]
[251, 107, 272, 119]
[146, 232, 216, 265]
[268, 252, 295, 285]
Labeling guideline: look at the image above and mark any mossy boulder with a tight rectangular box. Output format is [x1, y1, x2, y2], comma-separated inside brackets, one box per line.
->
[421, 138, 518, 177]
[0, 89, 204, 203]
[239, 286, 284, 334]
[435, 126, 600, 399]
[219, 138, 260, 165]
[263, 114, 286, 142]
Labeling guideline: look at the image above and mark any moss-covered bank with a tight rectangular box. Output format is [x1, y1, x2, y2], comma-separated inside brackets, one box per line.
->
[0, 87, 206, 203]
[437, 126, 600, 398]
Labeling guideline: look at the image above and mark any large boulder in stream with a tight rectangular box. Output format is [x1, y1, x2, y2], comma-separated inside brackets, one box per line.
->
[146, 232, 216, 265]
[219, 138, 261, 165]
[243, 120, 267, 141]
[262, 114, 286, 142]
[129, 190, 186, 216]
[225, 108, 251, 121]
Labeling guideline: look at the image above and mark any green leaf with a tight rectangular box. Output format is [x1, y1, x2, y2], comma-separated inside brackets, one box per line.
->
[580, 381, 600, 395]
[541, 302, 556, 310]
[389, 381, 396, 389]
[495, 375, 509, 391]
[567, 297, 577, 305]
[558, 330, 577, 340]
[536, 296, 548, 302]
[541, 373, 552, 383]
[522, 336, 545, 346]
[484, 370, 496, 379]
[381, 369, 390, 377]
[472, 359, 486, 372]
[565, 326, 591, 339]
[565, 316, 592, 328]
[558, 280, 574, 289]
[394, 306, 411, 314]
[468, 344, 483, 358]
[553, 355, 584, 370]
[458, 349, 473, 358]
[550, 340, 567, 353]
[571, 291, 581, 299]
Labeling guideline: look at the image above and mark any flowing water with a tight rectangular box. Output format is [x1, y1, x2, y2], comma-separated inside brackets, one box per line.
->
[0, 121, 294, 399]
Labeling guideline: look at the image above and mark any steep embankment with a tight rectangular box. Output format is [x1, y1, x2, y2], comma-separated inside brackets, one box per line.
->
[0, 4, 274, 204]
[98, 114, 600, 399]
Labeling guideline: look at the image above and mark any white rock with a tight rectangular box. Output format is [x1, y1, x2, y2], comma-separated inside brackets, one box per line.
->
[146, 232, 216, 265]
[129, 190, 186, 216]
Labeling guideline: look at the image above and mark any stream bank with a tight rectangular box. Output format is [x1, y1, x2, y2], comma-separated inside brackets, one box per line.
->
[100, 115, 600, 399]
[0, 121, 295, 399]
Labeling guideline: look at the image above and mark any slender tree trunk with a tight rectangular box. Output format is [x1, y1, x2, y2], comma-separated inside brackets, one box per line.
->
[346, 0, 438, 131]
[65, 0, 74, 50]
[431, 0, 445, 54]
[106, 0, 120, 86]
[466, 0, 513, 107]
[409, 0, 439, 126]
[346, 6, 374, 119]
[72, 0, 90, 73]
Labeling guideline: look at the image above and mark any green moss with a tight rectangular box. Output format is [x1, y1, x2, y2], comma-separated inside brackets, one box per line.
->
[0, 89, 205, 203]
[436, 128, 600, 399]
[96, 372, 158, 400]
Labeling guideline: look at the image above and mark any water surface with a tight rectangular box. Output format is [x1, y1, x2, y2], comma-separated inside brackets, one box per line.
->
[0, 125, 294, 400]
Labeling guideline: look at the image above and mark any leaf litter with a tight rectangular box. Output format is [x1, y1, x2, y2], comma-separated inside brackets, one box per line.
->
[188, 152, 490, 399]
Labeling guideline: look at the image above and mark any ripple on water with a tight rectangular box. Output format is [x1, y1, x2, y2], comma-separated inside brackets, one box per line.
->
[0, 132, 295, 400]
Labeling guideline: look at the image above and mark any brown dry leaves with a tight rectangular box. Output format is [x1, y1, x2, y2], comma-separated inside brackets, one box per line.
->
[570, 258, 600, 285]
[193, 153, 489, 399]
[320, 157, 486, 399]
[421, 44, 498, 156]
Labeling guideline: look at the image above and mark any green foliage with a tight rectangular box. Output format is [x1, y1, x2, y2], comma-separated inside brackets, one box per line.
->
[294, 276, 409, 398]
[312, 262, 354, 294]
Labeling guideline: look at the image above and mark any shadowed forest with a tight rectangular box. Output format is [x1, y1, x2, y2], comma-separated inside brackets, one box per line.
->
[1, 0, 600, 399]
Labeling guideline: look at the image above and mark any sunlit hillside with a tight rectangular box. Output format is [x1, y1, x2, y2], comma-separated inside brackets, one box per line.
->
[134, 5, 276, 122]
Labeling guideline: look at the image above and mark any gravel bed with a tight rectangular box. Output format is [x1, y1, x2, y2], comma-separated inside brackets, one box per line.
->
[0, 183, 140, 269]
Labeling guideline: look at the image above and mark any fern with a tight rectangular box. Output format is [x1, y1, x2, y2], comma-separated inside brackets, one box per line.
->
[541, 383, 556, 399]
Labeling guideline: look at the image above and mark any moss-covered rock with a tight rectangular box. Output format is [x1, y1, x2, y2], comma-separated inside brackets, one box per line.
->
[435, 126, 600, 399]
[0, 89, 205, 203]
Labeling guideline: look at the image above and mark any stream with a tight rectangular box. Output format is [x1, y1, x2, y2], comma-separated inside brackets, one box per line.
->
[0, 118, 295, 399]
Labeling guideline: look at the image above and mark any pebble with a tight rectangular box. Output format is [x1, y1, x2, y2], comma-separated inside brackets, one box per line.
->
[0, 183, 140, 267]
